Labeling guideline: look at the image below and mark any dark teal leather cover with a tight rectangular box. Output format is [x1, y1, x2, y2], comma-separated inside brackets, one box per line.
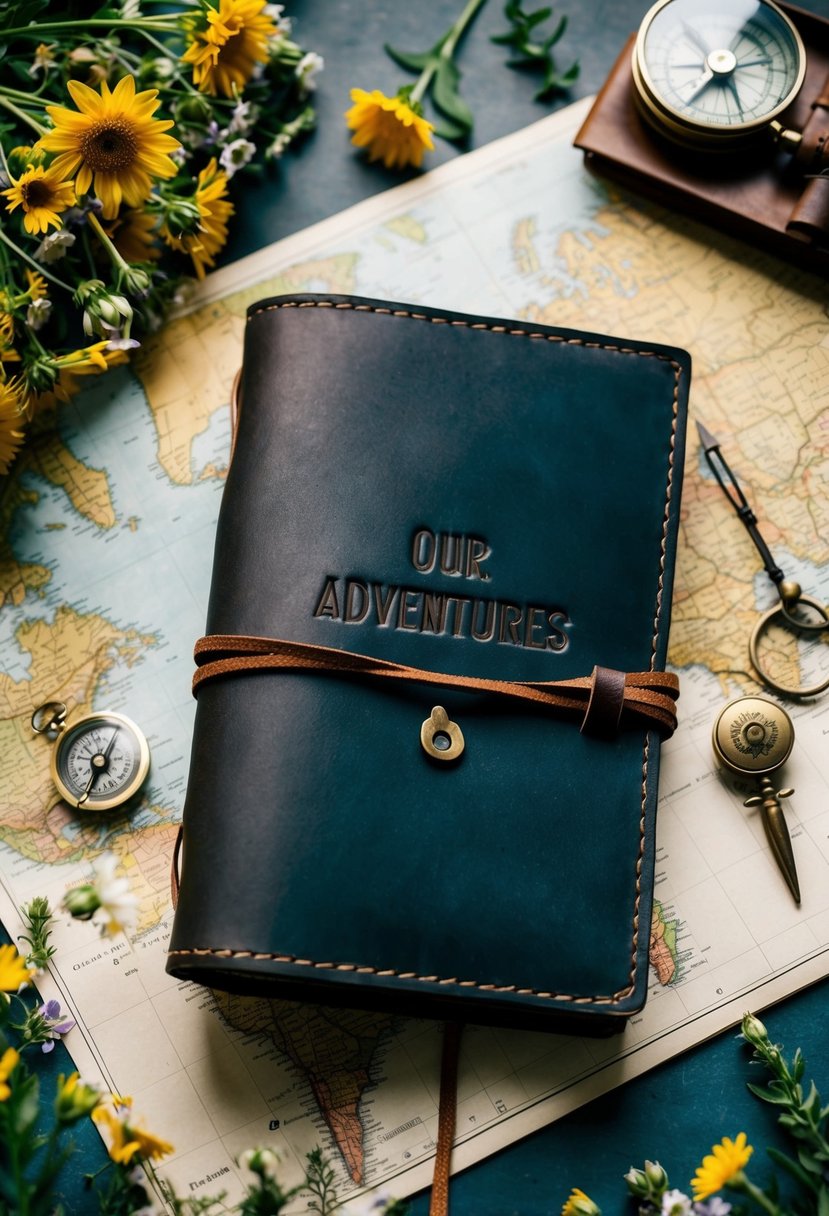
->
[167, 294, 690, 1033]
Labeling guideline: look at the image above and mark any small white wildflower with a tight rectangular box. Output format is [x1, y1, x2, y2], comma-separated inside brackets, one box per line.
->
[296, 51, 324, 93]
[662, 1190, 693, 1216]
[27, 298, 52, 331]
[228, 100, 257, 137]
[34, 229, 76, 262]
[91, 852, 138, 937]
[219, 138, 256, 178]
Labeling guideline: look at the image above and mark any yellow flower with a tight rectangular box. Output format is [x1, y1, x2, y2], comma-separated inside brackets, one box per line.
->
[56, 342, 128, 376]
[691, 1133, 753, 1201]
[106, 207, 161, 264]
[561, 1187, 601, 1216]
[2, 163, 76, 235]
[37, 74, 181, 220]
[0, 1048, 20, 1102]
[345, 88, 434, 170]
[93, 1102, 173, 1164]
[55, 1072, 101, 1123]
[183, 0, 277, 97]
[161, 158, 233, 279]
[0, 314, 20, 365]
[0, 942, 34, 992]
[25, 270, 48, 301]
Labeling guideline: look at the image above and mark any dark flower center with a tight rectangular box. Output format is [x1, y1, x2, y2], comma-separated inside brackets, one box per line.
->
[80, 119, 138, 173]
[21, 179, 54, 209]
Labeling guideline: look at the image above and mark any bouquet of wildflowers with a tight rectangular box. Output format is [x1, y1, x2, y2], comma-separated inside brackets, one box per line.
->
[0, 0, 323, 475]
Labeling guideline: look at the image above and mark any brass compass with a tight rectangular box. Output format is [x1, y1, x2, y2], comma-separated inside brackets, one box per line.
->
[32, 702, 151, 812]
[632, 0, 806, 149]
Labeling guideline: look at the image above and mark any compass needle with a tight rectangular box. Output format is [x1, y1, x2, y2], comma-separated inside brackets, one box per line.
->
[32, 706, 150, 813]
[634, 0, 806, 148]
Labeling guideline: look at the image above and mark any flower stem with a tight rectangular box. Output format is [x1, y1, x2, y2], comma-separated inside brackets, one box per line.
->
[0, 229, 74, 295]
[1, 18, 180, 37]
[410, 0, 487, 106]
[733, 1176, 782, 1216]
[0, 95, 46, 137]
[86, 213, 131, 283]
[442, 0, 488, 60]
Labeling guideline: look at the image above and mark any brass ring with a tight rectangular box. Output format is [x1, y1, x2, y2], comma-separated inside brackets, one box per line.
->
[780, 595, 829, 633]
[749, 595, 829, 698]
[31, 701, 67, 734]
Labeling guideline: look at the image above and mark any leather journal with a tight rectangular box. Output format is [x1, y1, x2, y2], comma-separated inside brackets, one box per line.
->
[167, 294, 690, 1034]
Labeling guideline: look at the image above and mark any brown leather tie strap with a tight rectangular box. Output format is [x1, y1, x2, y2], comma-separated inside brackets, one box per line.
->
[429, 1022, 462, 1216]
[193, 635, 679, 737]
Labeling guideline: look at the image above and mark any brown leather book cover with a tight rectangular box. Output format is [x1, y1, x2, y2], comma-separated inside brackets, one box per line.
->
[574, 4, 829, 274]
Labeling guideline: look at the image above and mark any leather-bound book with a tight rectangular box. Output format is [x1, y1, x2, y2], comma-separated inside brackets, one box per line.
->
[167, 295, 690, 1034]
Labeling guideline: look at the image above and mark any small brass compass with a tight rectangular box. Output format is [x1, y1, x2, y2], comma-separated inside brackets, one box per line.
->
[32, 702, 150, 812]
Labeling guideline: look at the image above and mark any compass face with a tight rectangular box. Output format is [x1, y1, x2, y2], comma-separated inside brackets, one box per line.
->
[53, 712, 150, 811]
[634, 0, 805, 143]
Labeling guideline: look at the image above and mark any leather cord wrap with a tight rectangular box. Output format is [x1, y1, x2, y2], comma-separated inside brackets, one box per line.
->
[193, 635, 680, 738]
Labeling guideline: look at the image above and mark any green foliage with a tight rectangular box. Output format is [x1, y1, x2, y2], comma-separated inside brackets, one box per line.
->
[491, 0, 579, 100]
[384, 0, 487, 143]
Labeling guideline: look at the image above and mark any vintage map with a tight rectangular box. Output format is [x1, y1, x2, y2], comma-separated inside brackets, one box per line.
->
[1, 97, 828, 1207]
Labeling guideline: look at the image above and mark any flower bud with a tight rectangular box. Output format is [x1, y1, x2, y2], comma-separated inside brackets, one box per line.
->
[740, 1012, 768, 1047]
[624, 1167, 650, 1198]
[644, 1160, 669, 1193]
[173, 94, 214, 126]
[120, 265, 152, 297]
[239, 1147, 279, 1180]
[63, 882, 101, 921]
[55, 1071, 101, 1123]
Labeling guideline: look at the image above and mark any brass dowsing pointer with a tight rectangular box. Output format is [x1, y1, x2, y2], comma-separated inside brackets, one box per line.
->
[696, 421, 829, 698]
[712, 696, 801, 904]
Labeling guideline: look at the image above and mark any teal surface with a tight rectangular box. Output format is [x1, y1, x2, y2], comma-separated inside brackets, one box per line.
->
[13, 940, 829, 1214]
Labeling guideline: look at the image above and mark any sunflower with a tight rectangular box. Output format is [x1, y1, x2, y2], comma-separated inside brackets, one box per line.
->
[37, 74, 181, 220]
[106, 207, 161, 264]
[182, 0, 277, 97]
[2, 163, 75, 234]
[345, 88, 435, 170]
[0, 314, 20, 365]
[161, 158, 233, 279]
[691, 1133, 753, 1201]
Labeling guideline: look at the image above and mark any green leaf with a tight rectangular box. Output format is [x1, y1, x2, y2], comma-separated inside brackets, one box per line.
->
[432, 59, 473, 134]
[767, 1147, 818, 1192]
[542, 13, 568, 48]
[432, 114, 467, 142]
[819, 1186, 829, 1216]
[384, 43, 433, 74]
[535, 58, 580, 99]
[12, 1071, 40, 1139]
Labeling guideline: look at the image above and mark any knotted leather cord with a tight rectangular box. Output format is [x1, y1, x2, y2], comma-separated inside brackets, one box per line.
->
[192, 634, 680, 736]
